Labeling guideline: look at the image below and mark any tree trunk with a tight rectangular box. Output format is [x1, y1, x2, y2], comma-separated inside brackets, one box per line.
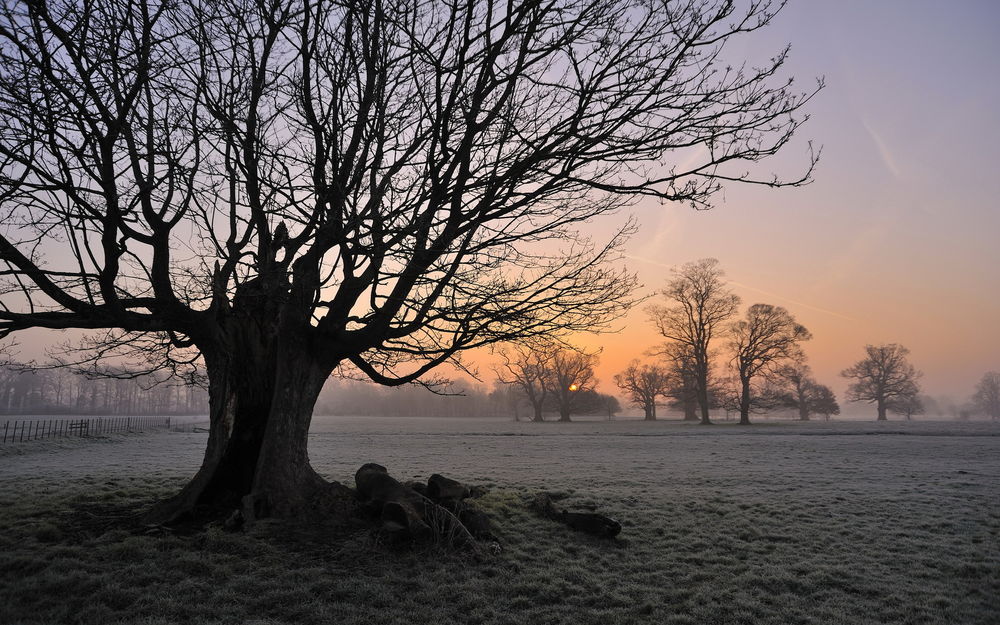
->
[683, 399, 698, 421]
[697, 385, 711, 425]
[695, 357, 712, 424]
[532, 403, 544, 422]
[144, 326, 345, 525]
[739, 377, 751, 425]
[558, 405, 572, 422]
[876, 397, 887, 421]
[643, 404, 655, 421]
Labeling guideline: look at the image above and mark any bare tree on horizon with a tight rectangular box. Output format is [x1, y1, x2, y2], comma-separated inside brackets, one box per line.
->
[729, 303, 811, 425]
[775, 358, 839, 421]
[546, 347, 599, 422]
[658, 340, 702, 421]
[495, 343, 553, 423]
[614, 360, 670, 421]
[972, 371, 1000, 421]
[887, 393, 925, 421]
[842, 344, 922, 421]
[0, 0, 818, 524]
[648, 259, 741, 425]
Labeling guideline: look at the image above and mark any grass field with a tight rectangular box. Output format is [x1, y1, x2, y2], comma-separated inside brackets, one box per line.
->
[1, 418, 998, 624]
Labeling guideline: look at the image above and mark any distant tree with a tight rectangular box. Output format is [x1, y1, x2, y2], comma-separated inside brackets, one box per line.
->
[571, 389, 621, 420]
[776, 359, 815, 420]
[656, 342, 701, 421]
[972, 372, 1000, 420]
[545, 348, 599, 422]
[887, 393, 925, 420]
[490, 382, 526, 422]
[841, 344, 922, 421]
[648, 259, 741, 425]
[614, 361, 671, 421]
[495, 345, 553, 422]
[776, 359, 839, 421]
[809, 384, 840, 420]
[729, 304, 811, 425]
[602, 394, 622, 421]
[716, 376, 743, 420]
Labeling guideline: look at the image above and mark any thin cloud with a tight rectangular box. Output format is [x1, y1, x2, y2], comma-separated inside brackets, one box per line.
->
[862, 118, 902, 178]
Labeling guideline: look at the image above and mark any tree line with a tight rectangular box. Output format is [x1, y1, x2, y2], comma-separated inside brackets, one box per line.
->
[493, 345, 621, 422]
[609, 258, 929, 423]
[316, 376, 618, 421]
[610, 258, 839, 423]
[609, 258, 1000, 423]
[0, 363, 207, 416]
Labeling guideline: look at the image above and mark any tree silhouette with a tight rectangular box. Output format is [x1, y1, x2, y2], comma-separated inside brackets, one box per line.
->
[842, 344, 921, 421]
[495, 343, 552, 422]
[648, 259, 741, 424]
[775, 359, 839, 421]
[0, 0, 818, 522]
[729, 304, 810, 424]
[887, 393, 924, 421]
[545, 348, 599, 422]
[614, 360, 670, 421]
[808, 384, 840, 420]
[659, 341, 702, 421]
[972, 372, 1000, 421]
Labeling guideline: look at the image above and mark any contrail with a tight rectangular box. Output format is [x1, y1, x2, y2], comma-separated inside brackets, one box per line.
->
[623, 254, 860, 322]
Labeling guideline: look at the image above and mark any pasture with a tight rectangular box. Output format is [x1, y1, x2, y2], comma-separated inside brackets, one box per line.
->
[1, 417, 997, 624]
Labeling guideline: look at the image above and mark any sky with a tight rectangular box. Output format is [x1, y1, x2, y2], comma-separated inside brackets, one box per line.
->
[7, 0, 999, 411]
[554, 0, 1000, 404]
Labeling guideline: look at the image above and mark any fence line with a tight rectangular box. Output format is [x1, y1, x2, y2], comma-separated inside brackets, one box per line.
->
[1, 416, 172, 444]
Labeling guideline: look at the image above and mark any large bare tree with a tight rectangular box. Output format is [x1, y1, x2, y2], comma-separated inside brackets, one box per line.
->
[648, 258, 741, 424]
[0, 0, 818, 522]
[729, 303, 810, 424]
[842, 344, 921, 421]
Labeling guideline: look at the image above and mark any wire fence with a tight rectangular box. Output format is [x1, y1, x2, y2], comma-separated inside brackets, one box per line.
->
[1, 416, 172, 444]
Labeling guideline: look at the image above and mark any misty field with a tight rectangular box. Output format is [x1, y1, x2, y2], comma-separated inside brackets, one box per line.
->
[1, 418, 998, 625]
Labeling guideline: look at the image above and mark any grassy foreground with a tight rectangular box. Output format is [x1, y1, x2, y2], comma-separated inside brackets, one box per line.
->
[1, 419, 998, 624]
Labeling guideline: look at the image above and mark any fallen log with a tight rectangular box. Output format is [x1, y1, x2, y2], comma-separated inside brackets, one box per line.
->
[427, 473, 470, 503]
[561, 510, 622, 538]
[531, 492, 622, 538]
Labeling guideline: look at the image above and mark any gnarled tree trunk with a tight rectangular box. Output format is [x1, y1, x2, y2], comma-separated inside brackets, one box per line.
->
[145, 317, 344, 525]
